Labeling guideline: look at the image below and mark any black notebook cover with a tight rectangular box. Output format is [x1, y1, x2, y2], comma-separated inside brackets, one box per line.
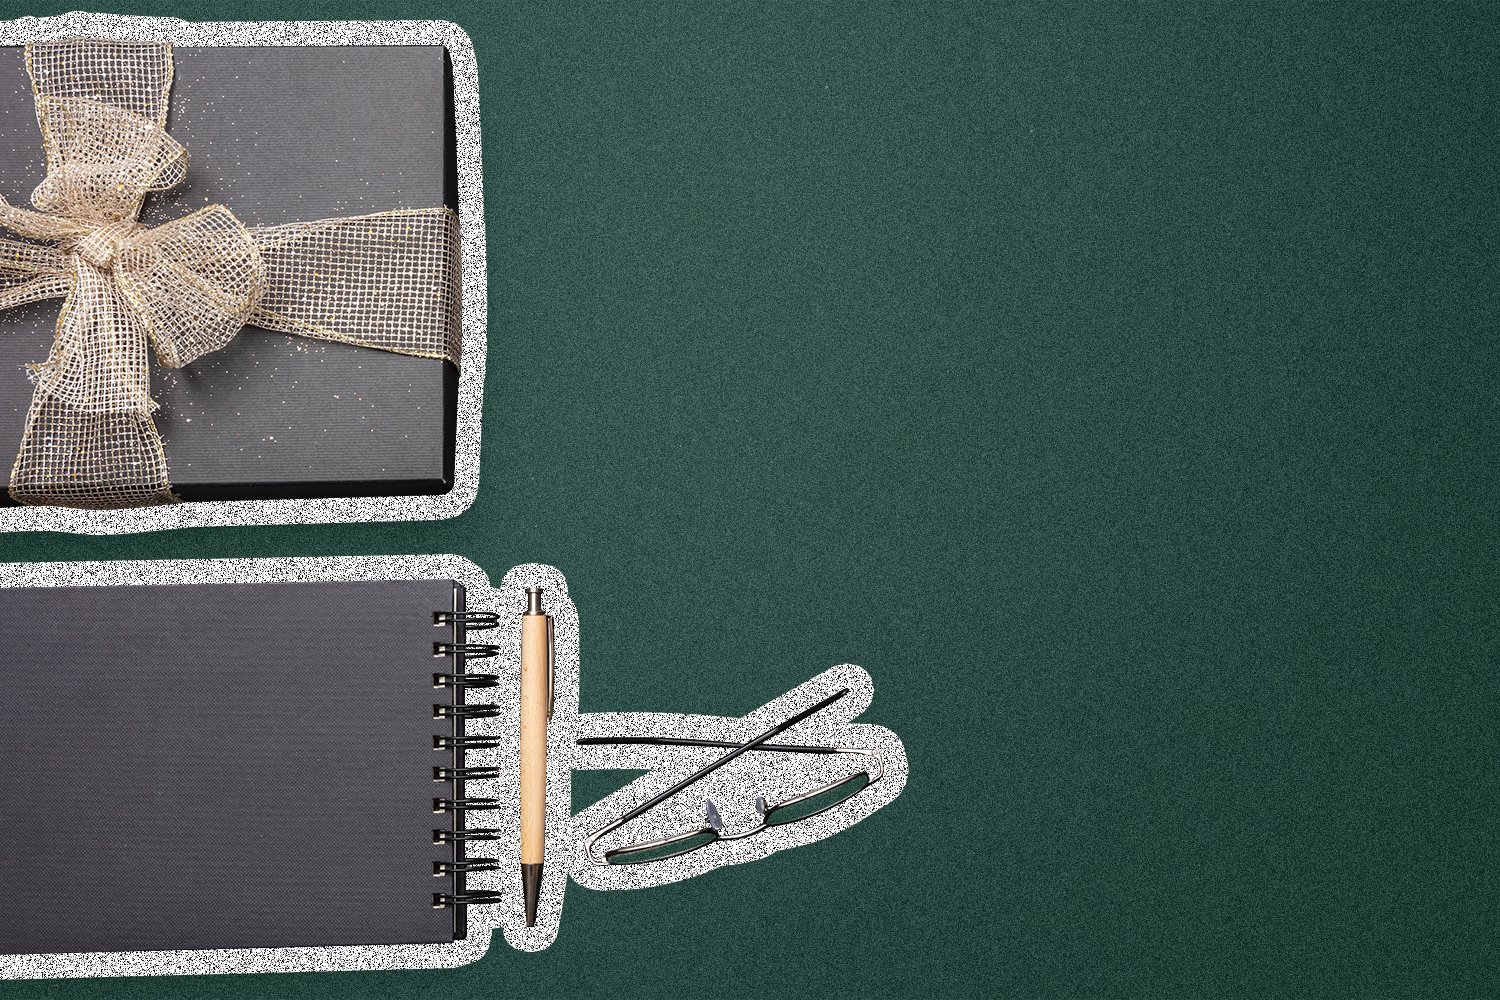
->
[0, 578, 466, 955]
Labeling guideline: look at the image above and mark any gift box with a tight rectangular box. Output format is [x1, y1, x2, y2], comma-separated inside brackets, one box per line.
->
[0, 34, 475, 510]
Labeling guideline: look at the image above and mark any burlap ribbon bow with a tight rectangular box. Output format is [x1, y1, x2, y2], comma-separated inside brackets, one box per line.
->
[0, 38, 460, 508]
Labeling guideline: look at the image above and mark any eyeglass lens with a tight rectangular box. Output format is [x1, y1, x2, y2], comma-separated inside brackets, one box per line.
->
[606, 829, 720, 866]
[764, 771, 871, 827]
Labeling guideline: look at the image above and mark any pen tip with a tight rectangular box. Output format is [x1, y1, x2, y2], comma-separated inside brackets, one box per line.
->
[522, 863, 543, 927]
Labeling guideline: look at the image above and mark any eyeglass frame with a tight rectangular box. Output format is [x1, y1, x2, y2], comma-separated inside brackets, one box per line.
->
[579, 688, 885, 866]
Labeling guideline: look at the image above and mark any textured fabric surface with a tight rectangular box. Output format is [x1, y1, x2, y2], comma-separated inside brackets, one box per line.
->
[0, 1, 1495, 997]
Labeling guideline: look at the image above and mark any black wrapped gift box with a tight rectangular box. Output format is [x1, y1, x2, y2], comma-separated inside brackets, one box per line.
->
[0, 45, 459, 503]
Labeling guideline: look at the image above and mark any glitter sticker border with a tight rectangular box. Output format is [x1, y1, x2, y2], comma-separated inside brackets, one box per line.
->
[0, 14, 487, 534]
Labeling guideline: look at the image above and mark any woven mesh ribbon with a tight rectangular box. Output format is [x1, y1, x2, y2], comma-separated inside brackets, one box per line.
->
[0, 39, 461, 509]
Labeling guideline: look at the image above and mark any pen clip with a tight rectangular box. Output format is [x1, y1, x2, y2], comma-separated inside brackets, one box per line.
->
[546, 614, 555, 720]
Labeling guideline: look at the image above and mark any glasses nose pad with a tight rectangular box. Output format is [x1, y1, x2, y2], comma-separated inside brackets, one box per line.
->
[705, 799, 724, 832]
[755, 795, 769, 819]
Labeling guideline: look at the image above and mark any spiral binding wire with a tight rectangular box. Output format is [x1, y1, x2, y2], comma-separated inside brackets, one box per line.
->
[434, 642, 500, 660]
[434, 797, 501, 813]
[434, 734, 500, 751]
[434, 859, 500, 875]
[434, 891, 504, 906]
[433, 671, 499, 689]
[434, 765, 501, 781]
[434, 611, 500, 629]
[434, 703, 501, 720]
[432, 603, 503, 910]
[434, 828, 504, 844]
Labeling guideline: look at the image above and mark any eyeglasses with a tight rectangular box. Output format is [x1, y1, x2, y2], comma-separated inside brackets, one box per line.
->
[579, 688, 884, 866]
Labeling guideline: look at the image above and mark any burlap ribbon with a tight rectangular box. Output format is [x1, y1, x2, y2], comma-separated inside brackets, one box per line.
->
[0, 38, 461, 508]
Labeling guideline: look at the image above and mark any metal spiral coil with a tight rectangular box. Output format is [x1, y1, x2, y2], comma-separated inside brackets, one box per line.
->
[431, 604, 502, 909]
[434, 891, 503, 907]
[433, 859, 500, 875]
[433, 827, 504, 844]
[433, 734, 500, 751]
[434, 765, 502, 781]
[433, 641, 500, 661]
[432, 671, 500, 689]
[433, 797, 501, 813]
[434, 703, 501, 720]
[433, 611, 500, 630]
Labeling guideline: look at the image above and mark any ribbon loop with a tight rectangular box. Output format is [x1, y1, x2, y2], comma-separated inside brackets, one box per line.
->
[27, 39, 182, 222]
[31, 98, 187, 221]
[0, 192, 91, 243]
[0, 237, 70, 311]
[117, 206, 265, 368]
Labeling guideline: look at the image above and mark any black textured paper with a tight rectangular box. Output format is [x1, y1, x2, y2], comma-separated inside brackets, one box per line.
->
[0, 579, 462, 954]
[0, 46, 458, 502]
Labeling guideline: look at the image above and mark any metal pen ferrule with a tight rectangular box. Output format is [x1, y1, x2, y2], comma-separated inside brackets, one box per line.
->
[523, 587, 556, 720]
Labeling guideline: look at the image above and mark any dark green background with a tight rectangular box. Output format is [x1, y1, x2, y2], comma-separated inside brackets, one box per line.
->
[1, 2, 1495, 996]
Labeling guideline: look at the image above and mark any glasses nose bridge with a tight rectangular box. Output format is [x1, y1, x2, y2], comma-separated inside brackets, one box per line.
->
[697, 796, 770, 843]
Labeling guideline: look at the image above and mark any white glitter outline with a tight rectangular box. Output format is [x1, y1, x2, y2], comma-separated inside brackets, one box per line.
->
[0, 13, 487, 534]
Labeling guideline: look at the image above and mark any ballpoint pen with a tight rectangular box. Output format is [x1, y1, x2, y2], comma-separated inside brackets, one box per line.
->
[519, 586, 553, 927]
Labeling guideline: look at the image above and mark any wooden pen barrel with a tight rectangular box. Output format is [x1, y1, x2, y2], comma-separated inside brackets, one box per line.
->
[519, 613, 549, 866]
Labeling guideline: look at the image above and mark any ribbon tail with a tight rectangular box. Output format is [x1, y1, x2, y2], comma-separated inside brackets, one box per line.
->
[8, 391, 176, 508]
[0, 192, 90, 242]
[248, 208, 461, 369]
[0, 273, 71, 311]
[8, 258, 176, 508]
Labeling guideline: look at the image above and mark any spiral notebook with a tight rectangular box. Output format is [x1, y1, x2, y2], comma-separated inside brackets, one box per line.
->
[0, 569, 510, 963]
